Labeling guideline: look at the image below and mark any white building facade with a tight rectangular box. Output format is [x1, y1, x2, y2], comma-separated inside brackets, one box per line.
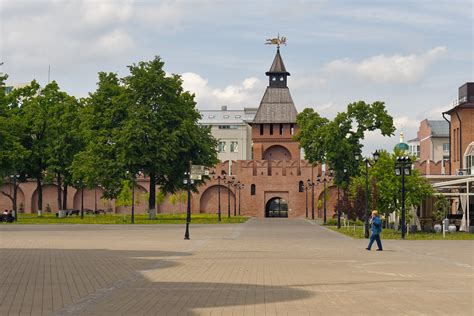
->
[199, 106, 257, 161]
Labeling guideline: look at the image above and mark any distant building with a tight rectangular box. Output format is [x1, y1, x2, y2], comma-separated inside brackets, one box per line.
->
[443, 82, 474, 175]
[4, 83, 29, 94]
[199, 106, 257, 161]
[407, 137, 420, 159]
[417, 119, 449, 163]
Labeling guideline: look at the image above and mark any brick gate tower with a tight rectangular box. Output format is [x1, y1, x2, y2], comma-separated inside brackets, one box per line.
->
[251, 48, 300, 161]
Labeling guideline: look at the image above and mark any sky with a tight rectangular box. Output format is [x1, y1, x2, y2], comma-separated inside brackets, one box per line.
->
[1, 0, 473, 154]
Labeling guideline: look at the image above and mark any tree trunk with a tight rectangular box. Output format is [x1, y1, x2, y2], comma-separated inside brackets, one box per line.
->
[62, 182, 68, 210]
[37, 178, 43, 215]
[148, 172, 156, 219]
[57, 173, 62, 210]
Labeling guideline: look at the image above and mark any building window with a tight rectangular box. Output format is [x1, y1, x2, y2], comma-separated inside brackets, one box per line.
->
[279, 124, 283, 135]
[298, 181, 304, 192]
[235, 115, 241, 118]
[208, 115, 215, 118]
[260, 125, 263, 135]
[465, 143, 474, 175]
[218, 125, 239, 129]
[270, 124, 273, 135]
[217, 141, 226, 153]
[223, 115, 229, 119]
[290, 124, 294, 135]
[250, 184, 256, 195]
[230, 141, 239, 153]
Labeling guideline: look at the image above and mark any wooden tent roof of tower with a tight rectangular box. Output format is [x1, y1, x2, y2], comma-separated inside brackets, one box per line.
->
[253, 48, 298, 124]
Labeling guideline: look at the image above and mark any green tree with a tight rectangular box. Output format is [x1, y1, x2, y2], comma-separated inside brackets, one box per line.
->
[71, 72, 128, 198]
[121, 56, 218, 214]
[349, 150, 433, 218]
[0, 77, 31, 211]
[295, 101, 395, 187]
[45, 85, 83, 209]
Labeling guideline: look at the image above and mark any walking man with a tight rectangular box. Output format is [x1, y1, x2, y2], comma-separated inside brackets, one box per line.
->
[366, 210, 383, 251]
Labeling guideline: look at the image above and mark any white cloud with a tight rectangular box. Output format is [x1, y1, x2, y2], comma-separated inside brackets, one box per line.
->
[181, 72, 264, 109]
[393, 116, 420, 130]
[325, 47, 447, 84]
[81, 0, 134, 27]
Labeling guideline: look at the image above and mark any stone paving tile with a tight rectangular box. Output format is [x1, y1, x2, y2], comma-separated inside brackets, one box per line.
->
[0, 220, 473, 315]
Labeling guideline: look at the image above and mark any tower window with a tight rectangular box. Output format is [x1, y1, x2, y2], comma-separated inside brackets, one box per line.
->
[290, 124, 294, 135]
[270, 124, 273, 135]
[272, 77, 276, 81]
[298, 181, 304, 192]
[279, 124, 283, 135]
[279, 76, 284, 81]
[260, 124, 264, 135]
[251, 184, 256, 195]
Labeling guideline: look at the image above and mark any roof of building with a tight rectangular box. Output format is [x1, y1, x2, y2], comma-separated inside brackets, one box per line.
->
[427, 120, 449, 137]
[199, 107, 257, 124]
[265, 48, 290, 75]
[407, 137, 419, 143]
[253, 87, 298, 123]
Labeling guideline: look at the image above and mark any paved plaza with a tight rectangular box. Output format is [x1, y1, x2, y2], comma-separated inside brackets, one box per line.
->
[0, 219, 473, 315]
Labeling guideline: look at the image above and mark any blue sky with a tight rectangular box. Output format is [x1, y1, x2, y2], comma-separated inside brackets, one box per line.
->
[1, 0, 472, 153]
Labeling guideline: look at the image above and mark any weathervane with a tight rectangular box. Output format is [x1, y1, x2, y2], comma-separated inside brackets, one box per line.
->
[265, 34, 287, 49]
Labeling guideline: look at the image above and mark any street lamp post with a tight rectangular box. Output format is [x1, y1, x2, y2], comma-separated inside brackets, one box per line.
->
[76, 181, 85, 220]
[395, 156, 412, 239]
[211, 171, 223, 222]
[234, 181, 244, 216]
[337, 187, 340, 229]
[307, 179, 316, 220]
[183, 169, 194, 240]
[358, 151, 380, 238]
[131, 176, 135, 224]
[10, 173, 19, 221]
[233, 182, 237, 216]
[305, 183, 309, 218]
[317, 169, 334, 225]
[224, 176, 235, 218]
[337, 168, 348, 229]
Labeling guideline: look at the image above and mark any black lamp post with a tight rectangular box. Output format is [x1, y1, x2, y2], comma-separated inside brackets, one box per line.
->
[234, 181, 244, 216]
[337, 168, 348, 229]
[76, 180, 85, 219]
[317, 169, 334, 225]
[305, 182, 309, 218]
[357, 150, 380, 238]
[224, 176, 235, 218]
[183, 169, 194, 240]
[395, 156, 412, 239]
[10, 173, 19, 221]
[131, 175, 135, 224]
[307, 179, 316, 219]
[211, 171, 223, 222]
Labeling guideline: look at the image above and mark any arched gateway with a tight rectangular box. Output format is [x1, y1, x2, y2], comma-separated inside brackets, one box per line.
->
[265, 197, 288, 218]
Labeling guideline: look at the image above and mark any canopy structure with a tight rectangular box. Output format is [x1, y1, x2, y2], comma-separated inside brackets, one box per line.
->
[433, 177, 474, 232]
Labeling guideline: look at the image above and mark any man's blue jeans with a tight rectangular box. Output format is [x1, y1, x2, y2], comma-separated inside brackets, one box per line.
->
[367, 233, 382, 250]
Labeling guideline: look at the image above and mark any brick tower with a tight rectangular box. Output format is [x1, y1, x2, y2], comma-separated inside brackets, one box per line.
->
[251, 48, 300, 161]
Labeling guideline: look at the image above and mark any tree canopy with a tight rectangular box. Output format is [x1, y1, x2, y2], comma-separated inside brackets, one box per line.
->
[295, 101, 395, 187]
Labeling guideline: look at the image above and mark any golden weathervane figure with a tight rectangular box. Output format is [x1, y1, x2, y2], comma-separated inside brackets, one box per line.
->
[265, 34, 287, 48]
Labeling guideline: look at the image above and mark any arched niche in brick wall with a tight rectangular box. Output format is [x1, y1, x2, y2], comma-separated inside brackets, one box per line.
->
[199, 185, 235, 214]
[263, 145, 292, 161]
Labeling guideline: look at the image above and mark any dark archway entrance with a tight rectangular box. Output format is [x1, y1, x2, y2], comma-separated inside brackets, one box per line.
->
[265, 197, 288, 218]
